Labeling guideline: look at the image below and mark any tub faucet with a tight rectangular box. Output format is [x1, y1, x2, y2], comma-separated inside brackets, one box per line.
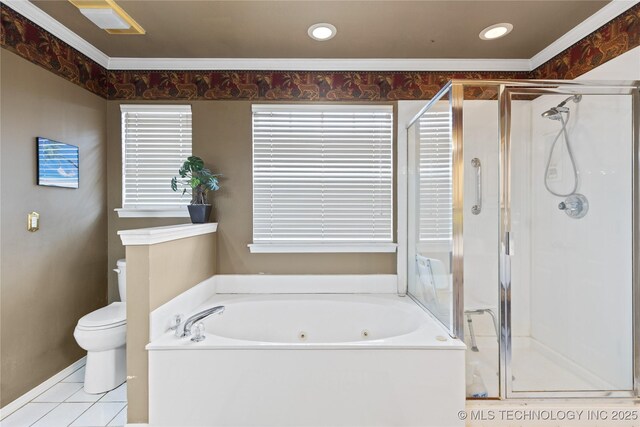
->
[179, 305, 225, 338]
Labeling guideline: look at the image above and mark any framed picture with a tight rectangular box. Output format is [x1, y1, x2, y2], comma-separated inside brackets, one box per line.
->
[37, 137, 79, 189]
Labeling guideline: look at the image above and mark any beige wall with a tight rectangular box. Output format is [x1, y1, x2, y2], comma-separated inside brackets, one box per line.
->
[107, 100, 397, 423]
[107, 101, 397, 300]
[0, 51, 108, 406]
[124, 233, 217, 424]
[0, 53, 398, 413]
[106, 102, 189, 302]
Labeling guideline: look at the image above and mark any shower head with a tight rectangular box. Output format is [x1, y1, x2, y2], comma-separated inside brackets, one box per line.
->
[541, 95, 582, 120]
[541, 106, 569, 120]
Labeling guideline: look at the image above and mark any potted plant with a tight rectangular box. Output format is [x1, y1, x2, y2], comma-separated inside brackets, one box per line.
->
[171, 156, 220, 223]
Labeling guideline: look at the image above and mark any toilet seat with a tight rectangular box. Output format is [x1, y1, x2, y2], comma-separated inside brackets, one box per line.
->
[77, 302, 126, 330]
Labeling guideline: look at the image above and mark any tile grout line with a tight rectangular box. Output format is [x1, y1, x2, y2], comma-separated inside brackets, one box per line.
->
[21, 361, 98, 427]
[2, 362, 87, 421]
[15, 360, 127, 427]
[25, 367, 85, 427]
[25, 390, 95, 427]
[66, 400, 101, 427]
[27, 401, 63, 427]
[61, 387, 124, 427]
[68, 386, 127, 427]
[25, 396, 113, 427]
[105, 405, 127, 427]
[99, 385, 128, 427]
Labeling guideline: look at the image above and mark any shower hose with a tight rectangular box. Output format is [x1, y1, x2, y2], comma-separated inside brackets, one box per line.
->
[544, 111, 578, 197]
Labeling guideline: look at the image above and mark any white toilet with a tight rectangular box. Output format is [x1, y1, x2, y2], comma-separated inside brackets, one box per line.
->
[74, 259, 127, 394]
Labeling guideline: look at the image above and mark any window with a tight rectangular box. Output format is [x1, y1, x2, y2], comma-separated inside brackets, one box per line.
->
[117, 105, 192, 218]
[250, 104, 395, 253]
[418, 111, 452, 243]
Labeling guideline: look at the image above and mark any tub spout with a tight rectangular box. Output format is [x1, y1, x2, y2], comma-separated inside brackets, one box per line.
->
[180, 305, 225, 338]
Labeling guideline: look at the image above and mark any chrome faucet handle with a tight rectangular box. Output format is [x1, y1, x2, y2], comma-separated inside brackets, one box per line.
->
[169, 314, 183, 337]
[191, 322, 206, 342]
[180, 305, 225, 338]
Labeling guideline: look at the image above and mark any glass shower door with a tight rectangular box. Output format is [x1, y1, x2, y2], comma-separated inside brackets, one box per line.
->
[407, 85, 460, 337]
[505, 90, 635, 397]
[407, 83, 502, 398]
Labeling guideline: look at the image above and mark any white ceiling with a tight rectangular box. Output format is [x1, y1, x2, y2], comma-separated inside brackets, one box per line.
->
[3, 0, 638, 71]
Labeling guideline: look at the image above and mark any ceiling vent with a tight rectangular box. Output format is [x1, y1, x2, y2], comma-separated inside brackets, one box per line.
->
[69, 0, 145, 35]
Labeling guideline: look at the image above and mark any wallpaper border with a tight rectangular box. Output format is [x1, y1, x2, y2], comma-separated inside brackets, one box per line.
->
[2, 2, 639, 101]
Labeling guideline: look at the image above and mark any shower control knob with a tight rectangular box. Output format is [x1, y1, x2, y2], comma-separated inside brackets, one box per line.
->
[558, 194, 588, 219]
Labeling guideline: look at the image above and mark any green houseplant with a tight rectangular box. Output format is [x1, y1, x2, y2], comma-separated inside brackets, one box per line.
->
[171, 156, 220, 223]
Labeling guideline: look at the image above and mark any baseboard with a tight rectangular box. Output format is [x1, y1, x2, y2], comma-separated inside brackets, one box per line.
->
[126, 424, 149, 427]
[0, 356, 87, 420]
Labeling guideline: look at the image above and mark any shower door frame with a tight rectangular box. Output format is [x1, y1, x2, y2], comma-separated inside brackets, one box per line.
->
[497, 81, 640, 399]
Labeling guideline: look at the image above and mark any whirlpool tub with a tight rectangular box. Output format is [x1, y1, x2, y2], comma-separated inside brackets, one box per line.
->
[147, 294, 465, 427]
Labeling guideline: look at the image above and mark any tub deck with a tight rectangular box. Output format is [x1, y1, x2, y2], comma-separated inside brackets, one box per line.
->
[147, 294, 466, 350]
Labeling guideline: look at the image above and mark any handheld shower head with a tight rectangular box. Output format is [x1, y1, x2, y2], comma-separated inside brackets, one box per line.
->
[541, 106, 569, 120]
[541, 95, 581, 120]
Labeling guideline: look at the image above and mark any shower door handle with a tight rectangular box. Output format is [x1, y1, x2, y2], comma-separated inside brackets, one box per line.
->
[500, 248, 511, 289]
[501, 232, 513, 289]
[471, 158, 482, 215]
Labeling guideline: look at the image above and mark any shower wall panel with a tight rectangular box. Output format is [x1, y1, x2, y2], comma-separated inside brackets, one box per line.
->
[462, 101, 500, 337]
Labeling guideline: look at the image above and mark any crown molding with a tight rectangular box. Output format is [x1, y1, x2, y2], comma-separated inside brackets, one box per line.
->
[530, 0, 640, 70]
[1, 0, 110, 68]
[107, 57, 531, 72]
[2, 0, 638, 73]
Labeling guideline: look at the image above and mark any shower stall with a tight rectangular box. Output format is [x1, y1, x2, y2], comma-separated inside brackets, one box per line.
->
[405, 80, 640, 399]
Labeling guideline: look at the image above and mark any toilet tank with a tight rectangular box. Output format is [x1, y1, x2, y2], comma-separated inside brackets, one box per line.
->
[116, 259, 126, 302]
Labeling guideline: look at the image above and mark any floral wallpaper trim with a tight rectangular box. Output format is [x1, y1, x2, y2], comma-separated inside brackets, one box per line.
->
[1, 4, 108, 98]
[105, 70, 526, 101]
[2, 3, 639, 101]
[530, 2, 640, 79]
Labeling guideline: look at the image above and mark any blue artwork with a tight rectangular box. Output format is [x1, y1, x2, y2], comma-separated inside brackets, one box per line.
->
[37, 137, 79, 189]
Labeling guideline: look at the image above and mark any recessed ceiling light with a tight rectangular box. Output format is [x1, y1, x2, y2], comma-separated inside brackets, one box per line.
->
[308, 23, 337, 41]
[479, 23, 513, 40]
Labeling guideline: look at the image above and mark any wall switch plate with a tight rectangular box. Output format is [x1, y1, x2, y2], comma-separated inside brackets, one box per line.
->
[27, 212, 39, 232]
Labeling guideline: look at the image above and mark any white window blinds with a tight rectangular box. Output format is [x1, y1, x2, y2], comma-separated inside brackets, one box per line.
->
[252, 105, 393, 244]
[121, 105, 192, 210]
[418, 111, 452, 242]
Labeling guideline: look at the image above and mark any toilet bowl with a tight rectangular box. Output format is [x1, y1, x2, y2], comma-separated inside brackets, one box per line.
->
[74, 259, 127, 393]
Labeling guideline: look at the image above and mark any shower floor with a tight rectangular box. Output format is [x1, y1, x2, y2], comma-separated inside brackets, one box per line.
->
[466, 336, 611, 397]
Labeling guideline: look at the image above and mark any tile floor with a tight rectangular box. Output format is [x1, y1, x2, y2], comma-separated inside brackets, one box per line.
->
[2, 363, 127, 427]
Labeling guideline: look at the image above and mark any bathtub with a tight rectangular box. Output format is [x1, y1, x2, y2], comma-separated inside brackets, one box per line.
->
[148, 293, 465, 427]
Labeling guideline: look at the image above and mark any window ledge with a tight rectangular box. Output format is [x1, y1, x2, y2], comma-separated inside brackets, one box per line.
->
[115, 208, 190, 218]
[248, 243, 397, 254]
